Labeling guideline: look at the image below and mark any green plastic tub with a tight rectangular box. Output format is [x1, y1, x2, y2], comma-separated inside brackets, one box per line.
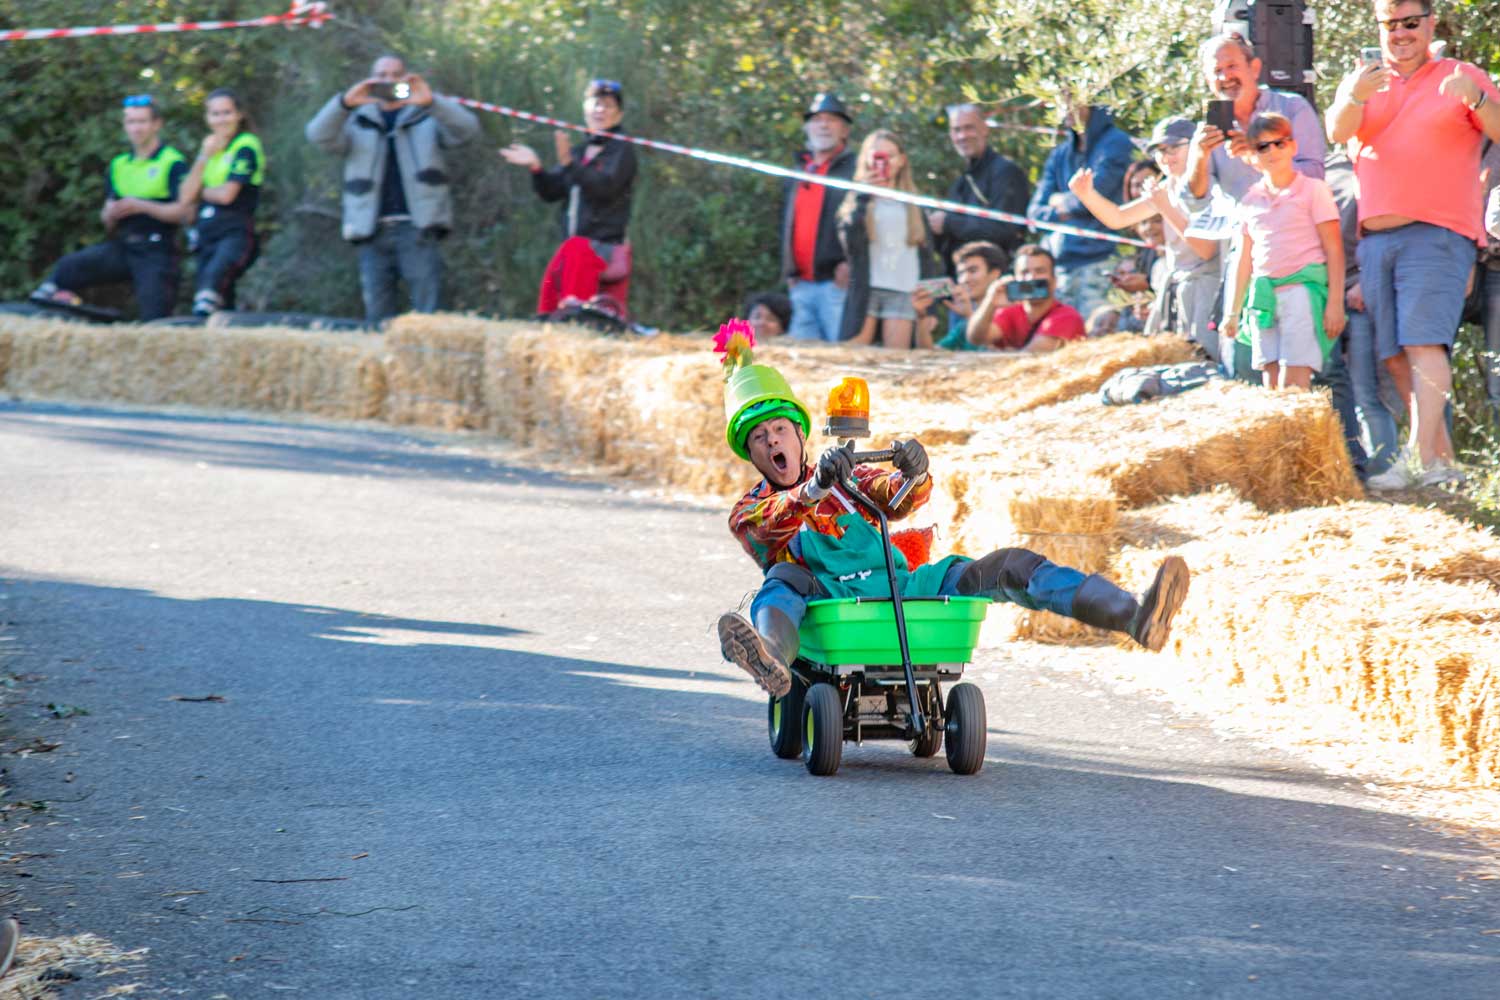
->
[797, 597, 992, 666]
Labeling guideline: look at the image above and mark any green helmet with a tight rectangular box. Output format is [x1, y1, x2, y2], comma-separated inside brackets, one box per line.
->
[724, 363, 812, 461]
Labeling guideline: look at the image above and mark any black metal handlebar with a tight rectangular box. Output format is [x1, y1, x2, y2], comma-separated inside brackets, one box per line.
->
[836, 445, 930, 739]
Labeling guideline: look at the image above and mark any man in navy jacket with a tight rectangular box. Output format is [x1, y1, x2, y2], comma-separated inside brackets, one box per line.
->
[1027, 104, 1136, 321]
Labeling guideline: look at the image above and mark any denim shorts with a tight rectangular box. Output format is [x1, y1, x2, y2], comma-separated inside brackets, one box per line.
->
[868, 287, 917, 321]
[1355, 222, 1475, 360]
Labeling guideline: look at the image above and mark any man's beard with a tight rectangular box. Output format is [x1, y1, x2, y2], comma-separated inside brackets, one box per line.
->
[805, 130, 841, 153]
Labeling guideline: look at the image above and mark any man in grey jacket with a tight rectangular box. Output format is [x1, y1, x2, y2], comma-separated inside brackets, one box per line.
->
[305, 54, 480, 323]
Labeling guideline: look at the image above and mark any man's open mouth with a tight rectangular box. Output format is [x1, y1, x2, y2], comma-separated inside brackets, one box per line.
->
[770, 449, 790, 474]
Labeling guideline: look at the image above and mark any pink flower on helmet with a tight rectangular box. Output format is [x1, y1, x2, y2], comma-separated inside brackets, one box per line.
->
[712, 318, 756, 367]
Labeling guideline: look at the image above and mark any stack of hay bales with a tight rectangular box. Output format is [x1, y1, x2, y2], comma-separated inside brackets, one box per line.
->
[1110, 492, 1500, 784]
[0, 316, 385, 420]
[919, 383, 1361, 640]
[383, 314, 494, 429]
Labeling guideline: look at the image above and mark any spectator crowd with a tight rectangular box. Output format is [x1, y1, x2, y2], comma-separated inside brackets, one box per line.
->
[20, 1, 1500, 490]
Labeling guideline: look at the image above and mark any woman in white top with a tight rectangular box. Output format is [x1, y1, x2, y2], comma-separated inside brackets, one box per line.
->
[835, 129, 938, 348]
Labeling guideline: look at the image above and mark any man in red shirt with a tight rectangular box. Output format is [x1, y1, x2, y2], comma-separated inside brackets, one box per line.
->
[965, 244, 1087, 351]
[781, 93, 857, 341]
[1326, 0, 1500, 489]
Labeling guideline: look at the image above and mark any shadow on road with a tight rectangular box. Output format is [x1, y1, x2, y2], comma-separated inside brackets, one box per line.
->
[1, 575, 1497, 998]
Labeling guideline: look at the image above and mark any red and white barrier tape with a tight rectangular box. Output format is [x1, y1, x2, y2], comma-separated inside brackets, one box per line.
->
[0, 1, 332, 43]
[458, 97, 1149, 249]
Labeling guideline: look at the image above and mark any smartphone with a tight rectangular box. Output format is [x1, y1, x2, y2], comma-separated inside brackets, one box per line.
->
[1010, 278, 1051, 301]
[915, 277, 955, 301]
[1361, 46, 1389, 92]
[1204, 99, 1236, 134]
[367, 81, 411, 101]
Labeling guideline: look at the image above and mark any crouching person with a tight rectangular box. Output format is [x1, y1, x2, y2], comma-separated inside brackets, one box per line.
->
[709, 319, 1190, 696]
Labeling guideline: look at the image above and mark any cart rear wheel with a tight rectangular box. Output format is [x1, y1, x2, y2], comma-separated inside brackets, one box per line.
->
[908, 683, 943, 757]
[767, 677, 805, 759]
[944, 682, 986, 775]
[802, 683, 843, 776]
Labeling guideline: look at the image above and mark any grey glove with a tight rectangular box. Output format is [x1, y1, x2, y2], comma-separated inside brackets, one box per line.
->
[891, 438, 928, 481]
[815, 442, 856, 490]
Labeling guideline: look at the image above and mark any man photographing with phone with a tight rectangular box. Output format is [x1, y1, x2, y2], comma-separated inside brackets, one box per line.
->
[965, 243, 1086, 352]
[305, 53, 479, 323]
[1186, 33, 1325, 203]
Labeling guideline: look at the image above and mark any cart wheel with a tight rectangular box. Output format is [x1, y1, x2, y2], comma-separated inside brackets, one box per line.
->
[767, 676, 805, 759]
[802, 683, 843, 776]
[908, 683, 943, 757]
[944, 682, 986, 775]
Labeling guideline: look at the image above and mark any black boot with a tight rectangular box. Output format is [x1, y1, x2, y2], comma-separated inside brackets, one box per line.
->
[1070, 556, 1190, 652]
[717, 607, 798, 697]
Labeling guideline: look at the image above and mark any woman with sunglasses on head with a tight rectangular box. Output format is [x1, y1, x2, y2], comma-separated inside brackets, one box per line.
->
[501, 79, 637, 317]
[1219, 112, 1345, 392]
[835, 129, 940, 348]
[175, 89, 265, 316]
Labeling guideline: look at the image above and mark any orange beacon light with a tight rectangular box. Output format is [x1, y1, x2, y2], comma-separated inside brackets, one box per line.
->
[824, 376, 871, 440]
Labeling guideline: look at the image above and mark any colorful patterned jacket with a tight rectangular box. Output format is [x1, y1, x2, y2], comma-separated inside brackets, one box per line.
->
[728, 464, 932, 572]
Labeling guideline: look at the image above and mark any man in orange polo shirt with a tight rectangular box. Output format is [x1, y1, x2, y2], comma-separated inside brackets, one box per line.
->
[1326, 0, 1500, 489]
[780, 93, 857, 341]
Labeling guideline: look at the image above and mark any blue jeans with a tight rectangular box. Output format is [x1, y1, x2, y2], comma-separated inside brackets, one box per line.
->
[1344, 307, 1402, 475]
[1055, 260, 1114, 324]
[787, 279, 847, 342]
[357, 221, 443, 324]
[749, 555, 1086, 631]
[1483, 266, 1500, 411]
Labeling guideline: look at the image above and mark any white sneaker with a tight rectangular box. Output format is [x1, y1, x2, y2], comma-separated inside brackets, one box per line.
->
[1419, 461, 1467, 487]
[1366, 463, 1416, 491]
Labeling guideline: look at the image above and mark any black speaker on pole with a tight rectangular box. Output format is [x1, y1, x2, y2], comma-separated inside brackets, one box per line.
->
[1213, 0, 1318, 109]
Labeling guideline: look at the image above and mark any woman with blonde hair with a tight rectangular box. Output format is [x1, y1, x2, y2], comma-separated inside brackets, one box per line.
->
[835, 129, 939, 348]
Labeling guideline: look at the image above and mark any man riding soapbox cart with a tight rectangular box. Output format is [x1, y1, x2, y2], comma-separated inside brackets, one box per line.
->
[713, 335, 1189, 780]
[762, 435, 991, 778]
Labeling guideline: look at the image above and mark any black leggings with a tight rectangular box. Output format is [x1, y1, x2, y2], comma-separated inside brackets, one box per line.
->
[194, 224, 259, 310]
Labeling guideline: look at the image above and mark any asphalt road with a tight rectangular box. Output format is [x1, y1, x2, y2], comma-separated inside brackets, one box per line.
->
[1, 399, 1498, 1000]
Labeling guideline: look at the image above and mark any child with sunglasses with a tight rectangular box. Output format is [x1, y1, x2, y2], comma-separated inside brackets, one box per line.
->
[1220, 112, 1346, 391]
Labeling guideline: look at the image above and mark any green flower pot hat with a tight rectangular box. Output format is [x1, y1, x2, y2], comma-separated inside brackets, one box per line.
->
[716, 318, 811, 461]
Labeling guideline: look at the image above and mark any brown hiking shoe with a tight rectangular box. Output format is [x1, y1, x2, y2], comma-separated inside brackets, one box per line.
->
[1131, 556, 1190, 652]
[717, 612, 793, 698]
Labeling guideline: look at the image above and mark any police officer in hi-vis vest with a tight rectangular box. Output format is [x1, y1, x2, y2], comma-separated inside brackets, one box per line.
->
[32, 95, 188, 321]
[175, 88, 265, 316]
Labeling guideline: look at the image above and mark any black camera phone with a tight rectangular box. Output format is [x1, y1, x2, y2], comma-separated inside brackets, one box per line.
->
[1009, 278, 1050, 301]
[1205, 99, 1236, 134]
[367, 81, 411, 102]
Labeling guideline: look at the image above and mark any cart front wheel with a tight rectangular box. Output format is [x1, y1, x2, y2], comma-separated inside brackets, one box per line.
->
[767, 677, 805, 759]
[802, 683, 844, 776]
[908, 682, 943, 757]
[944, 682, 986, 775]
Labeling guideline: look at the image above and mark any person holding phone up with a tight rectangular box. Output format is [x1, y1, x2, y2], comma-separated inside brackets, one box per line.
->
[965, 244, 1086, 352]
[305, 53, 479, 323]
[1185, 33, 1325, 205]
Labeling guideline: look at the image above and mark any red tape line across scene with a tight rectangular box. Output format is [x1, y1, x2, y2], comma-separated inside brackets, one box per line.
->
[0, 1, 1144, 250]
[456, 98, 1149, 249]
[0, 1, 332, 42]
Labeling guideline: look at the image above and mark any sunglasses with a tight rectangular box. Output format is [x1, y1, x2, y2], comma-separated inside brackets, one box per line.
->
[122, 94, 154, 108]
[588, 78, 622, 94]
[1254, 137, 1291, 152]
[1377, 13, 1429, 31]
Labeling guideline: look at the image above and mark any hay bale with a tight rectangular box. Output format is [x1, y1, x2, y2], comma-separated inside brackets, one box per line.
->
[1111, 495, 1500, 785]
[383, 313, 495, 430]
[1, 931, 146, 1000]
[0, 326, 12, 387]
[0, 315, 386, 419]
